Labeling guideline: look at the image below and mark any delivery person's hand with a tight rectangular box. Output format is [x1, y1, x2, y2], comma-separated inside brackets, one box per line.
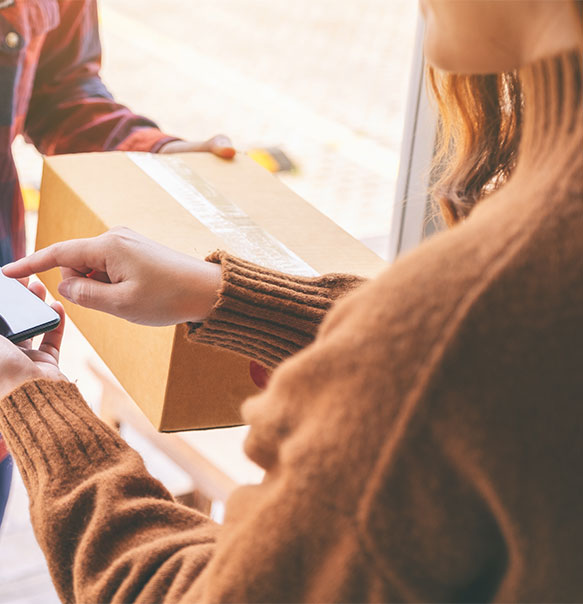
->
[2, 228, 222, 327]
[159, 135, 236, 160]
[0, 280, 66, 400]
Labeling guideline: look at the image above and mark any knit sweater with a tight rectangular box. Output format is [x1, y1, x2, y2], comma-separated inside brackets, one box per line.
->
[0, 50, 582, 603]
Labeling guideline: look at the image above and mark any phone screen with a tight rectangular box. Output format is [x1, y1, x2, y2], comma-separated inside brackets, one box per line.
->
[0, 271, 60, 343]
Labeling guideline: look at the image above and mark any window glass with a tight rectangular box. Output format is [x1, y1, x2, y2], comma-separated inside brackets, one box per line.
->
[100, 0, 418, 257]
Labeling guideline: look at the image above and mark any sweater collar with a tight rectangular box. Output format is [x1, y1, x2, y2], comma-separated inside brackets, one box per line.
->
[516, 48, 583, 177]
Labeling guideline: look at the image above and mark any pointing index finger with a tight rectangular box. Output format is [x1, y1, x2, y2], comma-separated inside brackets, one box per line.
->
[2, 237, 106, 279]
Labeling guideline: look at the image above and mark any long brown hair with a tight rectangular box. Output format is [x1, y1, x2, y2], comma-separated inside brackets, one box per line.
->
[428, 0, 583, 228]
[428, 69, 522, 227]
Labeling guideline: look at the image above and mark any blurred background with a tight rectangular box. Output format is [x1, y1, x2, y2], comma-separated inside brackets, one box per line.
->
[2, 1, 417, 601]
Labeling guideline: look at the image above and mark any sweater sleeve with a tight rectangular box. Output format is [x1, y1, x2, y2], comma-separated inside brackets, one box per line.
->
[188, 251, 367, 368]
[0, 259, 507, 602]
[0, 379, 219, 604]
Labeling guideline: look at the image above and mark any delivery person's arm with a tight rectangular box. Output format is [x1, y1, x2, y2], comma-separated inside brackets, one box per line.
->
[24, 0, 234, 158]
[3, 228, 367, 368]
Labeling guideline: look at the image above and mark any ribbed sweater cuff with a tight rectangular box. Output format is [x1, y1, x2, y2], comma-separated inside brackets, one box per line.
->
[188, 252, 366, 368]
[0, 379, 127, 492]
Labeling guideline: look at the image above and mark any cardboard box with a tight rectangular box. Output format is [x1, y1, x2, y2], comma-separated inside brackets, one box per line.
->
[36, 152, 387, 431]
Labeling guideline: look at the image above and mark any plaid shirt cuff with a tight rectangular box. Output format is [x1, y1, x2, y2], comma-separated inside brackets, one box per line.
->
[116, 128, 181, 153]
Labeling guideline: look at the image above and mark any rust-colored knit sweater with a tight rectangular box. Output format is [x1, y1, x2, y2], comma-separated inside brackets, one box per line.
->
[0, 50, 582, 603]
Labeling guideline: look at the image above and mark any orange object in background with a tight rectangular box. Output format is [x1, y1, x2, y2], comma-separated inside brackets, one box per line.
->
[247, 147, 296, 173]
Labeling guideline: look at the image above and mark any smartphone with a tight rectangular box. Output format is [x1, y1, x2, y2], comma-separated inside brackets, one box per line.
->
[0, 271, 61, 344]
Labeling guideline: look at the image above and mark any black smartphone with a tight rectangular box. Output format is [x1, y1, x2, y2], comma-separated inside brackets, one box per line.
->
[0, 271, 61, 344]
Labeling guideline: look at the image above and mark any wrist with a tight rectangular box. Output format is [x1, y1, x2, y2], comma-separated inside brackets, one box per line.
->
[178, 259, 222, 324]
[156, 138, 184, 154]
[0, 370, 41, 401]
[1, 367, 69, 401]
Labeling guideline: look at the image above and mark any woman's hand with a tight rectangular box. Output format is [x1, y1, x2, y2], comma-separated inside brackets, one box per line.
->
[0, 280, 67, 401]
[2, 228, 222, 327]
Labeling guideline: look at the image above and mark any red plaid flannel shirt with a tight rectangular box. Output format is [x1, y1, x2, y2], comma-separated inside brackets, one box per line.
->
[0, 435, 6, 463]
[0, 0, 176, 264]
[0, 0, 177, 462]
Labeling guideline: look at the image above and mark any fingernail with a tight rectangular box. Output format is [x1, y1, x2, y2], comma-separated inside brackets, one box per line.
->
[58, 282, 72, 301]
[218, 146, 236, 159]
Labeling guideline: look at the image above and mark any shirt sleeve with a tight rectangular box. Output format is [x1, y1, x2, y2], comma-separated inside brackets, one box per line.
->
[24, 0, 178, 155]
[0, 434, 7, 464]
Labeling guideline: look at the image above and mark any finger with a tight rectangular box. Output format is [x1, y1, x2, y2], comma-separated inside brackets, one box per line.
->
[2, 237, 107, 279]
[86, 270, 111, 283]
[61, 267, 111, 284]
[27, 280, 47, 301]
[37, 302, 65, 362]
[18, 337, 33, 351]
[181, 136, 236, 158]
[61, 267, 86, 280]
[249, 360, 271, 389]
[209, 135, 236, 159]
[58, 277, 126, 316]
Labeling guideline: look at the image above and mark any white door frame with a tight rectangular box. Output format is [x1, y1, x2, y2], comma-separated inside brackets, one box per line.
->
[389, 16, 438, 261]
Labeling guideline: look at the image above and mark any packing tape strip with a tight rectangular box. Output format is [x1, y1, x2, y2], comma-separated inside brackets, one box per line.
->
[127, 152, 319, 277]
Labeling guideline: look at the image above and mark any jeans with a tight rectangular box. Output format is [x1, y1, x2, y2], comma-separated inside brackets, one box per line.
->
[0, 455, 12, 528]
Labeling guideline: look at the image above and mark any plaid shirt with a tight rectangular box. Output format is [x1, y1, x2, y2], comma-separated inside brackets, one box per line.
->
[0, 0, 175, 265]
[0, 0, 176, 463]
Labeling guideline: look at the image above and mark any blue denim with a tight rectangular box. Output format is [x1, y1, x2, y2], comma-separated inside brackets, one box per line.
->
[0, 455, 12, 527]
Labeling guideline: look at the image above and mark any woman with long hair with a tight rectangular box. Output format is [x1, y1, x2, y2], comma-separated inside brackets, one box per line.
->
[1, 1, 582, 600]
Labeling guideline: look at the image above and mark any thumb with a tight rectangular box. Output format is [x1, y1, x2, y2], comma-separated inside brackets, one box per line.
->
[58, 277, 122, 315]
[209, 135, 236, 159]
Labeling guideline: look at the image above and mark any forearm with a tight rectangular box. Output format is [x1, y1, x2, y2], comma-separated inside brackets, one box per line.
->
[3, 234, 367, 368]
[0, 379, 218, 603]
[26, 92, 177, 155]
[189, 251, 367, 368]
[24, 0, 177, 155]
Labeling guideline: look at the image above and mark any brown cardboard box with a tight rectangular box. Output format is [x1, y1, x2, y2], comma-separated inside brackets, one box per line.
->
[36, 152, 387, 431]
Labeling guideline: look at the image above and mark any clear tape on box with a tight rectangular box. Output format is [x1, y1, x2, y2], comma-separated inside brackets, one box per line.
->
[127, 152, 319, 277]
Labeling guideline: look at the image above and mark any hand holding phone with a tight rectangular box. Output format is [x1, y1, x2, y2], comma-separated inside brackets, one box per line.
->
[0, 272, 67, 400]
[0, 271, 61, 343]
